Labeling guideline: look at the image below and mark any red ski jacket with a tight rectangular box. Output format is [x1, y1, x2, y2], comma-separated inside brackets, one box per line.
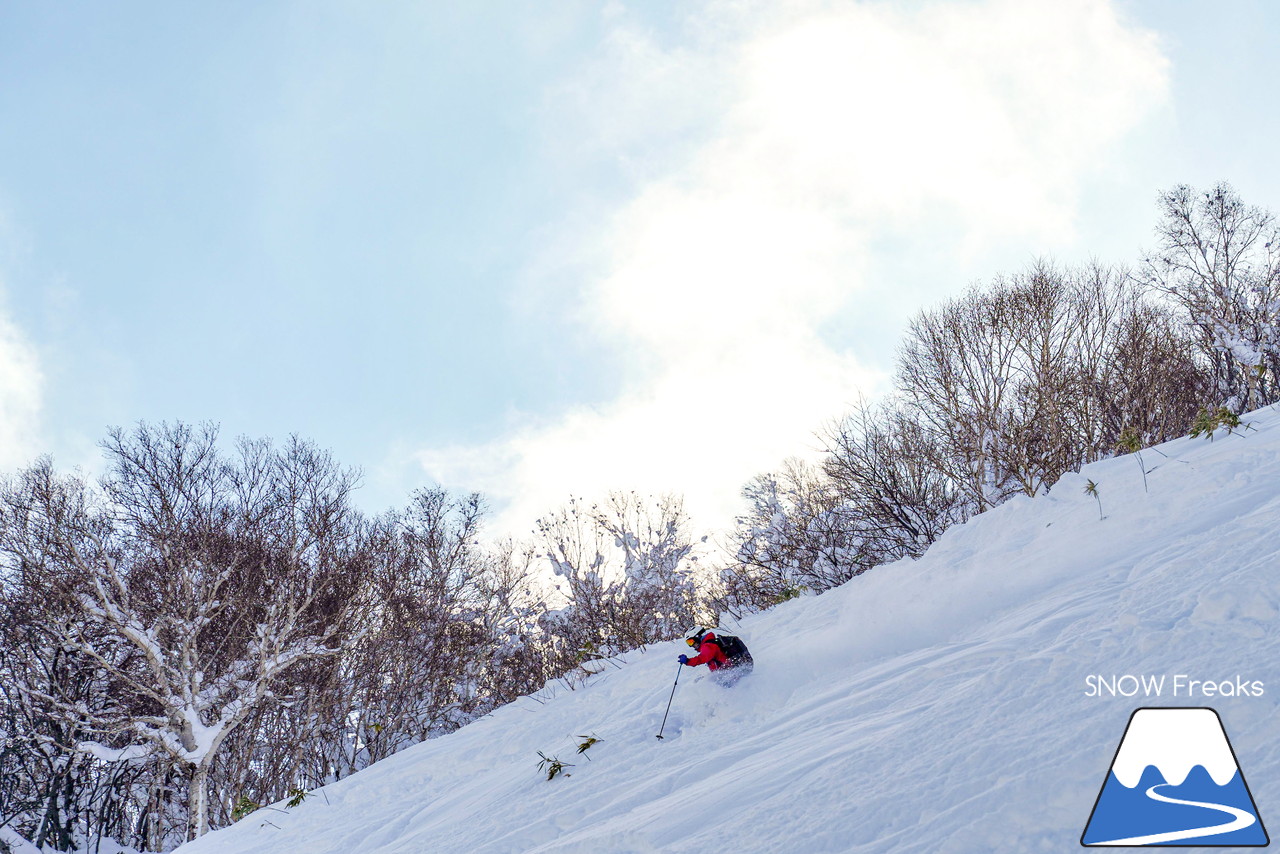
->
[685, 633, 728, 671]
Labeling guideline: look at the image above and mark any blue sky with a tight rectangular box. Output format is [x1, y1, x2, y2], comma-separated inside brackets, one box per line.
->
[2, 0, 1279, 535]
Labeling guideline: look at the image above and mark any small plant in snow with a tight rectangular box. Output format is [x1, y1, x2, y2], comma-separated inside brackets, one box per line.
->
[1116, 427, 1149, 493]
[1084, 479, 1104, 520]
[232, 795, 261, 822]
[537, 751, 574, 781]
[559, 658, 606, 691]
[771, 583, 807, 606]
[286, 787, 310, 808]
[575, 734, 602, 758]
[1190, 405, 1246, 440]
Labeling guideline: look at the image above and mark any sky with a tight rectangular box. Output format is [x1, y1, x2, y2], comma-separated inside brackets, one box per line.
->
[2, 0, 1279, 538]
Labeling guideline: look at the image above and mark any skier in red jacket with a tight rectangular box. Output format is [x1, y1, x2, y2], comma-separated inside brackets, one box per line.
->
[677, 626, 753, 686]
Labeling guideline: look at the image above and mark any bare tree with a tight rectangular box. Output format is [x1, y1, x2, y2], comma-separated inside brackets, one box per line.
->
[823, 399, 968, 557]
[1139, 182, 1280, 410]
[897, 273, 1027, 510]
[727, 459, 865, 606]
[0, 586, 133, 852]
[592, 491, 705, 648]
[235, 496, 561, 809]
[321, 489, 494, 776]
[534, 493, 708, 664]
[729, 257, 1211, 613]
[1089, 288, 1210, 448]
[469, 537, 558, 704]
[895, 260, 1201, 506]
[724, 404, 967, 616]
[0, 424, 373, 842]
[534, 497, 614, 665]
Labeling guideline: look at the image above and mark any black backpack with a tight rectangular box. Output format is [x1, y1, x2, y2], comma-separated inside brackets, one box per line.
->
[711, 633, 752, 666]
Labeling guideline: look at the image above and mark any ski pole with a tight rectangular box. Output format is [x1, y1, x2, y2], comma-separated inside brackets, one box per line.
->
[656, 660, 683, 740]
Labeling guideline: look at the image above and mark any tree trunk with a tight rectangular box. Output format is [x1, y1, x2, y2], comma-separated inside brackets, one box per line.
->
[188, 762, 210, 841]
[33, 786, 59, 850]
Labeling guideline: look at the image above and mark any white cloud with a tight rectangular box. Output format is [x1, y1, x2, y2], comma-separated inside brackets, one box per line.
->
[418, 0, 1170, 536]
[0, 298, 41, 472]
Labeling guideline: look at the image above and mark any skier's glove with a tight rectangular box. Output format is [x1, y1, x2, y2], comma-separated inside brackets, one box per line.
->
[678, 654, 689, 665]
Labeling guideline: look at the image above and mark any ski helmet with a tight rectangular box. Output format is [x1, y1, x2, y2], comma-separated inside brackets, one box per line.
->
[685, 626, 711, 647]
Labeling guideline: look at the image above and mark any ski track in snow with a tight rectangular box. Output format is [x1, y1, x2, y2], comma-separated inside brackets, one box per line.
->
[175, 408, 1280, 853]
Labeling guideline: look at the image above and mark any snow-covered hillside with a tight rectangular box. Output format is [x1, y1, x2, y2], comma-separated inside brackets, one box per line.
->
[178, 409, 1280, 853]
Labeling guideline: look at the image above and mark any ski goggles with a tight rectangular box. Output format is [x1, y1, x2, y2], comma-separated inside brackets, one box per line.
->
[686, 636, 702, 647]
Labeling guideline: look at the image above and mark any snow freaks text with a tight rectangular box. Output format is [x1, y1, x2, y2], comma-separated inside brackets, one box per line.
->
[1085, 675, 1265, 699]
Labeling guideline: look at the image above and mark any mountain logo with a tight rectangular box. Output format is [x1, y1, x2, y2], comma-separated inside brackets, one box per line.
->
[1082, 707, 1268, 847]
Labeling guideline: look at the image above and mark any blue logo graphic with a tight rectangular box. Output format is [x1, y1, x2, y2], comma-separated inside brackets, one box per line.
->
[1082, 707, 1268, 847]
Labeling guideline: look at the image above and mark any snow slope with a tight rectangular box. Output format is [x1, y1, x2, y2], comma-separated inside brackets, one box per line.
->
[178, 409, 1280, 853]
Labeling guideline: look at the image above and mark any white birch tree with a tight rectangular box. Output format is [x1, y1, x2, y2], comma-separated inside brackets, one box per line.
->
[1, 423, 372, 842]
